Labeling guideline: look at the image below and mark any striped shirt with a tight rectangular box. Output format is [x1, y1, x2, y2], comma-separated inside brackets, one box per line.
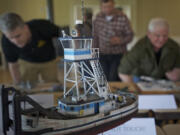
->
[93, 10, 134, 54]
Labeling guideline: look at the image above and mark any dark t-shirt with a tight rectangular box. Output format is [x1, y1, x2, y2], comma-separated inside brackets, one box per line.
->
[155, 49, 162, 65]
[1, 19, 61, 63]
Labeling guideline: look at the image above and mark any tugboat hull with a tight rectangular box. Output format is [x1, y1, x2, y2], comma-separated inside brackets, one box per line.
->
[67, 110, 137, 135]
[1, 86, 138, 135]
[21, 100, 138, 135]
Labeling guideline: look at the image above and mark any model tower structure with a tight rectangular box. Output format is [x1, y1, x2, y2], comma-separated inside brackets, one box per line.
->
[61, 33, 110, 99]
[58, 32, 112, 117]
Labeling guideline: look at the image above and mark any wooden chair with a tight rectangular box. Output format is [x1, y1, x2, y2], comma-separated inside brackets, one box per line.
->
[153, 109, 180, 120]
[163, 124, 180, 135]
[156, 126, 166, 135]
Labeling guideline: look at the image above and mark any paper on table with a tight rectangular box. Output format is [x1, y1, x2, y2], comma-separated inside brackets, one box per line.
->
[138, 95, 177, 110]
[99, 118, 156, 135]
[8, 94, 54, 108]
[137, 81, 177, 91]
[7, 94, 54, 118]
[28, 94, 54, 108]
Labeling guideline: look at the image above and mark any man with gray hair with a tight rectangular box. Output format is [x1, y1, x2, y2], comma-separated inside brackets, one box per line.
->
[118, 18, 180, 82]
[0, 12, 61, 85]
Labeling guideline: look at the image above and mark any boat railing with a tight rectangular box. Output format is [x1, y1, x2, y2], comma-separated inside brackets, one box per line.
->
[59, 37, 93, 49]
[91, 48, 99, 59]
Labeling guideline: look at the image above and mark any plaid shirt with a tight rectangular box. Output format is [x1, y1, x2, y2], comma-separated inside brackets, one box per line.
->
[93, 10, 134, 54]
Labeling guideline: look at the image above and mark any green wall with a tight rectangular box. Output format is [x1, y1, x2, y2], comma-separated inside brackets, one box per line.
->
[1, 0, 180, 36]
[137, 0, 180, 36]
[0, 0, 46, 21]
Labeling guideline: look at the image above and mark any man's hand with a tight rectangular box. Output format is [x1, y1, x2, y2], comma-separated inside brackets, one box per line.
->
[165, 68, 180, 81]
[110, 36, 121, 45]
[8, 62, 21, 85]
[119, 73, 133, 82]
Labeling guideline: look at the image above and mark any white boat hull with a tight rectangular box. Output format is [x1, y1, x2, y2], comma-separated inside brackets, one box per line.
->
[22, 100, 138, 135]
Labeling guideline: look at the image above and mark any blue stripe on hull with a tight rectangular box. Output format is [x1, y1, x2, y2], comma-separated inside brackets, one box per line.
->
[59, 101, 105, 112]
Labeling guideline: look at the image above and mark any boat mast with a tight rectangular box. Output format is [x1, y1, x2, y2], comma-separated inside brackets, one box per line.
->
[60, 0, 110, 102]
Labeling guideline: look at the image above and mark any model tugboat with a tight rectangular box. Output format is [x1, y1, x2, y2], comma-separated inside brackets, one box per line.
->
[0, 32, 138, 135]
[0, 1, 137, 134]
